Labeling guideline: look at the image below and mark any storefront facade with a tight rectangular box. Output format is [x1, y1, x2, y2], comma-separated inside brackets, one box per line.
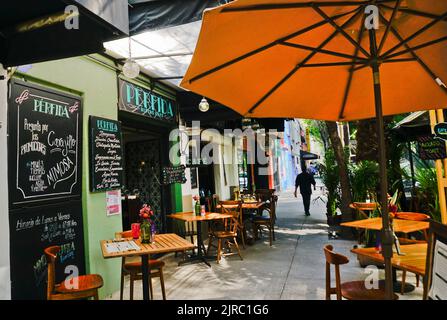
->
[6, 54, 182, 299]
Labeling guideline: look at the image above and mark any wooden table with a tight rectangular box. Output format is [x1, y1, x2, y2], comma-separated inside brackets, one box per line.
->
[351, 243, 427, 277]
[215, 201, 265, 210]
[341, 217, 429, 234]
[352, 243, 427, 293]
[168, 212, 232, 267]
[100, 233, 194, 300]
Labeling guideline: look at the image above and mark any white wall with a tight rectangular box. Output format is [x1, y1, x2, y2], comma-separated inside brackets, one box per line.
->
[0, 65, 11, 299]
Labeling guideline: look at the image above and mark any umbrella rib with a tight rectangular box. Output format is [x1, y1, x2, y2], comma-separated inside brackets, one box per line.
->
[246, 7, 363, 115]
[377, 0, 402, 55]
[338, 14, 367, 120]
[381, 4, 447, 21]
[384, 36, 447, 60]
[301, 61, 367, 67]
[378, 12, 447, 95]
[313, 5, 370, 58]
[188, 9, 357, 84]
[220, 1, 395, 12]
[381, 10, 447, 59]
[382, 58, 417, 63]
[280, 42, 368, 61]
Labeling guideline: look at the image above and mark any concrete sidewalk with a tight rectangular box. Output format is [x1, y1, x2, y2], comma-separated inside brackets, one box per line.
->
[109, 188, 423, 300]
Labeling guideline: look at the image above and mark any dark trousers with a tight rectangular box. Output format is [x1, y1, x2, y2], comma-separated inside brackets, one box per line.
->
[301, 192, 311, 213]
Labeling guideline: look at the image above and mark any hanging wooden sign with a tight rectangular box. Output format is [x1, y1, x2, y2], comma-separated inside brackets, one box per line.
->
[417, 135, 446, 160]
[434, 122, 447, 141]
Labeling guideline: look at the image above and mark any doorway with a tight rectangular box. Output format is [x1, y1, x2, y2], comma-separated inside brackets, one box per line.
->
[121, 126, 164, 232]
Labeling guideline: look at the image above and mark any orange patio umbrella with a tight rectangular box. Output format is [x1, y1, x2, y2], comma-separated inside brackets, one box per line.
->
[182, 0, 447, 299]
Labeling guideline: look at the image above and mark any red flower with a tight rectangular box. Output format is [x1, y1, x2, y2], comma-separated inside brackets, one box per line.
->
[193, 195, 200, 201]
[139, 204, 155, 220]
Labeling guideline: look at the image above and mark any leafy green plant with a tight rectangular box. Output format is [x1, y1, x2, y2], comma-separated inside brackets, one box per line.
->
[318, 148, 341, 216]
[349, 160, 379, 202]
[414, 167, 441, 222]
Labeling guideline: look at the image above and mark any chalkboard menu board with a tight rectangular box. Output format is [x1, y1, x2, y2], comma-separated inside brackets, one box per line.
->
[8, 80, 82, 207]
[417, 135, 446, 160]
[89, 116, 124, 192]
[162, 165, 187, 185]
[9, 201, 85, 300]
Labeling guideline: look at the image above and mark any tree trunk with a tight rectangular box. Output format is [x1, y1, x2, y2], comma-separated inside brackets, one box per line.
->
[326, 121, 353, 238]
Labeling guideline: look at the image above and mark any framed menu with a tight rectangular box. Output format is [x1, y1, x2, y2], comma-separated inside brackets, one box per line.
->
[89, 116, 124, 192]
[8, 80, 82, 207]
[424, 221, 447, 300]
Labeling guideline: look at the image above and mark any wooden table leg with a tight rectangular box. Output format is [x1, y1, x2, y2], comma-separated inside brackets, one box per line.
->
[141, 254, 151, 301]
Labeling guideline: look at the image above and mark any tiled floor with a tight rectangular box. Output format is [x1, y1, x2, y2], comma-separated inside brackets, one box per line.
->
[108, 187, 423, 300]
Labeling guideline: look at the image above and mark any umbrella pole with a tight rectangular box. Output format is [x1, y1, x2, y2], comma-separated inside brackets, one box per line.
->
[368, 28, 395, 300]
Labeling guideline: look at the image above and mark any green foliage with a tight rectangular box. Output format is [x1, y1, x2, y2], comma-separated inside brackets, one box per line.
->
[318, 148, 341, 216]
[414, 167, 441, 222]
[349, 160, 379, 202]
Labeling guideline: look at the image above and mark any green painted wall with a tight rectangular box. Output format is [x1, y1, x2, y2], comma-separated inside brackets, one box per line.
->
[16, 55, 121, 298]
[14, 54, 183, 298]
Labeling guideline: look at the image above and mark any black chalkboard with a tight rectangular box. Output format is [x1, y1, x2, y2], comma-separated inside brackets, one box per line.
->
[89, 116, 124, 192]
[9, 201, 85, 300]
[8, 80, 82, 207]
[162, 165, 187, 185]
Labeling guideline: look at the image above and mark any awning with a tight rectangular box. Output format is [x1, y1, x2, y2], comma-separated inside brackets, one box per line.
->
[0, 0, 129, 67]
[128, 0, 229, 35]
[105, 1, 232, 88]
[177, 91, 286, 131]
[177, 91, 242, 125]
[392, 110, 447, 142]
[300, 150, 319, 161]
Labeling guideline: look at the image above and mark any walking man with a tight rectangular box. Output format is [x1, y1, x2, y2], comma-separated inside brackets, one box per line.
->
[294, 166, 316, 216]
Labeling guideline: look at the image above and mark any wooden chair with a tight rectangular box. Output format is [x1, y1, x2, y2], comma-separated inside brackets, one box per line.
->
[397, 238, 426, 294]
[323, 244, 398, 300]
[45, 246, 103, 300]
[207, 201, 243, 263]
[116, 231, 166, 300]
[252, 192, 277, 246]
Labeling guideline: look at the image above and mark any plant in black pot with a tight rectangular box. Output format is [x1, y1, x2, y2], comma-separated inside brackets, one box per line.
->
[316, 149, 342, 226]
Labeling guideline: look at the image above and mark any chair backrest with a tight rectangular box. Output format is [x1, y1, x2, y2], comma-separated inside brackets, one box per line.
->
[219, 200, 242, 233]
[255, 189, 275, 202]
[323, 244, 349, 300]
[44, 246, 61, 300]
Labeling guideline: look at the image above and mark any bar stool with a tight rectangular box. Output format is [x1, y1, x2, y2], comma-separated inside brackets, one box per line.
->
[117, 231, 166, 300]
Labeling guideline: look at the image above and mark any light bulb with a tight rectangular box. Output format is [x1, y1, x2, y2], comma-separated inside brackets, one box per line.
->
[123, 59, 140, 79]
[198, 97, 210, 112]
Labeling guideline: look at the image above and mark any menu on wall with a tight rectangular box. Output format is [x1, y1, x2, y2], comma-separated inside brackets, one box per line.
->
[9, 201, 85, 300]
[8, 80, 82, 207]
[89, 116, 124, 192]
[162, 165, 187, 185]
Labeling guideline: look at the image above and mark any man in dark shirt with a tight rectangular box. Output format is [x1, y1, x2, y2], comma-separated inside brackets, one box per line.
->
[294, 167, 316, 216]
